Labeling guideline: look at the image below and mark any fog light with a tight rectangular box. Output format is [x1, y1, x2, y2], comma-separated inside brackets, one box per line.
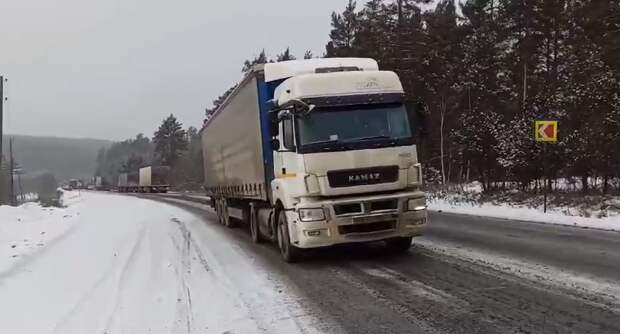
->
[407, 197, 427, 211]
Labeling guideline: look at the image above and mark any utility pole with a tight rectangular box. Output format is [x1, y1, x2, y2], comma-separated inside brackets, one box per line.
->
[0, 75, 4, 205]
[9, 138, 15, 206]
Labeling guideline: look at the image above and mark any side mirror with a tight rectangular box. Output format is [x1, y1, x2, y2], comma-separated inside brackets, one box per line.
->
[269, 112, 279, 137]
[271, 138, 280, 151]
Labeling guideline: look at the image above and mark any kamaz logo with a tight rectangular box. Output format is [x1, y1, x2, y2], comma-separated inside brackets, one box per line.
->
[348, 173, 381, 182]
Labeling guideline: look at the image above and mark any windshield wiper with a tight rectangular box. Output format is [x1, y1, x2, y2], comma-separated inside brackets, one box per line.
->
[303, 138, 340, 146]
[344, 135, 392, 142]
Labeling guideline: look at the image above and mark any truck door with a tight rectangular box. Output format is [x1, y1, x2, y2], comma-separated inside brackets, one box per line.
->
[274, 117, 302, 178]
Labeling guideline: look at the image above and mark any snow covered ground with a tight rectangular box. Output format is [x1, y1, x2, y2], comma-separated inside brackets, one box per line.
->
[0, 190, 83, 273]
[0, 191, 322, 334]
[428, 191, 620, 232]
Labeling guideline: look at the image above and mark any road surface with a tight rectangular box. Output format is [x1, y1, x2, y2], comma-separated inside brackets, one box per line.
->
[150, 193, 620, 334]
[2, 191, 619, 334]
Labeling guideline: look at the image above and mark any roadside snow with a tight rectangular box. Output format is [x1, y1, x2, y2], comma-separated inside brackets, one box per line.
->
[0, 192, 322, 334]
[428, 198, 620, 232]
[0, 191, 83, 273]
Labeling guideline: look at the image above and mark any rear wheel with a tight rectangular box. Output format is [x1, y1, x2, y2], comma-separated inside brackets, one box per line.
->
[221, 198, 236, 228]
[250, 204, 263, 244]
[385, 237, 413, 253]
[277, 211, 301, 263]
[215, 199, 224, 225]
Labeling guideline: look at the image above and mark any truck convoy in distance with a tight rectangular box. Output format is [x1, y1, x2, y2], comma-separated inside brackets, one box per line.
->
[201, 58, 429, 262]
[117, 166, 170, 193]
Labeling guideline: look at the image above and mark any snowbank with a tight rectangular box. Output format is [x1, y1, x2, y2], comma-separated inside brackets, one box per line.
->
[0, 191, 84, 273]
[429, 197, 620, 232]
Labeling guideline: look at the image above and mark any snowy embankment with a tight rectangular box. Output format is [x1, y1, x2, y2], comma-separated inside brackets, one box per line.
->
[0, 191, 321, 334]
[427, 183, 620, 232]
[0, 190, 83, 273]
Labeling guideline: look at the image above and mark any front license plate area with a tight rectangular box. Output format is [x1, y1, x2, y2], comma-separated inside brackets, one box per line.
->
[352, 214, 399, 225]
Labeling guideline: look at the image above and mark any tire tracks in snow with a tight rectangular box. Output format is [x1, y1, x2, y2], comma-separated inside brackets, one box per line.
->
[52, 225, 147, 334]
[171, 217, 195, 334]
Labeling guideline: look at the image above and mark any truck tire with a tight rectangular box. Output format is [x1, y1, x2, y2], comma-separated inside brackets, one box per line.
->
[250, 204, 263, 244]
[385, 237, 413, 253]
[215, 199, 223, 225]
[221, 198, 237, 229]
[277, 211, 301, 263]
[216, 199, 226, 226]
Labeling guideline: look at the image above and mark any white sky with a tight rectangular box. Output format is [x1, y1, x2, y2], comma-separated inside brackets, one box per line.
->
[0, 0, 350, 140]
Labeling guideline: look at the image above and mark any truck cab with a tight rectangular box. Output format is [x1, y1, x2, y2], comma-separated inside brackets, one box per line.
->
[266, 62, 428, 259]
[202, 58, 428, 262]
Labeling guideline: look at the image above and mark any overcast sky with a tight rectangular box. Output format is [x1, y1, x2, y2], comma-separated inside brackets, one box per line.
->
[0, 0, 350, 141]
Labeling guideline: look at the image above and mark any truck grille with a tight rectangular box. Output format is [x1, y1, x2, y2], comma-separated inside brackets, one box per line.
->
[327, 166, 399, 188]
[368, 199, 398, 212]
[334, 203, 363, 216]
[339, 221, 396, 235]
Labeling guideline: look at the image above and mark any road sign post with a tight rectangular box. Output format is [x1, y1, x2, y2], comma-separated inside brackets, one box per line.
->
[535, 121, 558, 213]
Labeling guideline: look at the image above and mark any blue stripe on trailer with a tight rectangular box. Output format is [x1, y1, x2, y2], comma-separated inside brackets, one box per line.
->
[256, 78, 284, 193]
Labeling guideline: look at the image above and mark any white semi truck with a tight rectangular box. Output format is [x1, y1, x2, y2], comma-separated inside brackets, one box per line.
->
[202, 58, 428, 262]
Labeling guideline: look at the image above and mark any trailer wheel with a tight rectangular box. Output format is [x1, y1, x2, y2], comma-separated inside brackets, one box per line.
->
[215, 199, 224, 225]
[250, 203, 262, 244]
[221, 198, 236, 228]
[277, 211, 301, 263]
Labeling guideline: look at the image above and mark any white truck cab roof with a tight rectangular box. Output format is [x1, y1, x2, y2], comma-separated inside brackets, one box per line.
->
[274, 70, 404, 107]
[263, 58, 379, 83]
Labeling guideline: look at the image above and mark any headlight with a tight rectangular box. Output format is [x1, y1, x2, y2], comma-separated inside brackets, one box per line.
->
[407, 198, 427, 211]
[298, 208, 326, 222]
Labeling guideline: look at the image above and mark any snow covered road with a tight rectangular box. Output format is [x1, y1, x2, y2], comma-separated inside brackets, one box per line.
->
[3, 191, 620, 334]
[0, 192, 324, 334]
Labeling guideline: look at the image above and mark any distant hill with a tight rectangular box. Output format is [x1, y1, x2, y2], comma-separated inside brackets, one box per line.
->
[1, 135, 113, 182]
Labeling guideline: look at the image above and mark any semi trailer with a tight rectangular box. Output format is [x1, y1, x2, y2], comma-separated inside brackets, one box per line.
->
[118, 166, 170, 193]
[202, 58, 428, 262]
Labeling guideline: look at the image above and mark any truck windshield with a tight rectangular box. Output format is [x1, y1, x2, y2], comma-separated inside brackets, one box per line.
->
[296, 103, 413, 153]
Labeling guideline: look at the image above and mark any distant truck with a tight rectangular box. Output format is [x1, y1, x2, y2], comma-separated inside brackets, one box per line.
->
[202, 58, 428, 262]
[93, 176, 110, 191]
[117, 172, 139, 192]
[68, 179, 82, 190]
[139, 166, 170, 193]
[117, 166, 170, 193]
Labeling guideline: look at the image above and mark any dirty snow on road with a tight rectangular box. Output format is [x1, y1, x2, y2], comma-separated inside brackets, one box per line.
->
[0, 191, 321, 334]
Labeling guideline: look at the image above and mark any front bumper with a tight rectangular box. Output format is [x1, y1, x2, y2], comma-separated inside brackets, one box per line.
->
[287, 190, 428, 249]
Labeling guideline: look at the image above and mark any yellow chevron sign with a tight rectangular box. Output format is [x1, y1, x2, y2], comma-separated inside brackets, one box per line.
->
[535, 121, 558, 143]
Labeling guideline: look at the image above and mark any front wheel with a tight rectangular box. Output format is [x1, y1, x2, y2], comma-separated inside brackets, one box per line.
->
[277, 211, 301, 263]
[385, 237, 413, 253]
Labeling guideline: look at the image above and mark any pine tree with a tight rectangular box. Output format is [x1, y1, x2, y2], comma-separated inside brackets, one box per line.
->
[153, 114, 188, 166]
[319, 0, 620, 192]
[276, 48, 296, 61]
[242, 50, 271, 73]
[303, 50, 314, 59]
[325, 0, 360, 57]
